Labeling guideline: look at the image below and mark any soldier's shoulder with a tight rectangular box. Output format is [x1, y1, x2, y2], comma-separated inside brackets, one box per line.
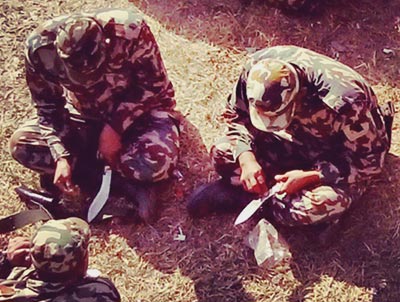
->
[248, 45, 306, 64]
[25, 15, 66, 58]
[93, 8, 144, 24]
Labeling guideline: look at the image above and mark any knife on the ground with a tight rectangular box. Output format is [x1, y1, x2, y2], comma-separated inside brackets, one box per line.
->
[0, 209, 53, 234]
[87, 165, 112, 223]
[234, 183, 282, 226]
[0, 186, 54, 233]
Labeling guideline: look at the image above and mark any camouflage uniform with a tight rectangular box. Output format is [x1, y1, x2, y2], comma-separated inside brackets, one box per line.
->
[212, 45, 389, 226]
[9, 8, 180, 185]
[0, 218, 120, 301]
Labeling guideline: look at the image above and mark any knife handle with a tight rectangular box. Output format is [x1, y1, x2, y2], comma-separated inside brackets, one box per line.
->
[15, 186, 58, 205]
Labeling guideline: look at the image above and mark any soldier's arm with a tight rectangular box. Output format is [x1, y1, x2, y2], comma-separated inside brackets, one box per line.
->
[25, 54, 71, 162]
[314, 101, 389, 185]
[108, 21, 175, 135]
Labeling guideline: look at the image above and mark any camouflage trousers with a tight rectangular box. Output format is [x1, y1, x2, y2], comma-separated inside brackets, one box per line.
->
[9, 110, 180, 186]
[211, 133, 367, 226]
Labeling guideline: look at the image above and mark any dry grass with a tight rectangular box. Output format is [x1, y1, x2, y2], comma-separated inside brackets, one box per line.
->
[1, 0, 400, 301]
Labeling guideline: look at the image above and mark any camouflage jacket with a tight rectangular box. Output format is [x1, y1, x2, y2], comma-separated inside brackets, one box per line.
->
[224, 45, 389, 186]
[25, 8, 176, 161]
[0, 266, 120, 302]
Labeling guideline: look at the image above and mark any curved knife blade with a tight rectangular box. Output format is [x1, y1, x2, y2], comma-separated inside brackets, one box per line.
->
[234, 183, 281, 226]
[87, 166, 112, 223]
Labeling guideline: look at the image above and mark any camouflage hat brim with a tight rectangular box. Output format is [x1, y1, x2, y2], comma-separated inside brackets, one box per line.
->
[249, 99, 296, 132]
[63, 62, 104, 85]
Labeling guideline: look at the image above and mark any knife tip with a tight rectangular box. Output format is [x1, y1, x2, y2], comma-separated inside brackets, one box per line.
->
[234, 219, 242, 226]
[86, 214, 94, 223]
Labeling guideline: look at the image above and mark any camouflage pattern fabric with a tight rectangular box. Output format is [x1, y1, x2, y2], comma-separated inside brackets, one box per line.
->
[212, 45, 389, 226]
[9, 8, 179, 183]
[0, 218, 120, 301]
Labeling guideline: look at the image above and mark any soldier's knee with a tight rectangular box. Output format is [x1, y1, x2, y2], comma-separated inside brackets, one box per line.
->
[271, 206, 325, 226]
[8, 128, 55, 174]
[120, 152, 177, 183]
[9, 130, 26, 160]
[270, 190, 351, 226]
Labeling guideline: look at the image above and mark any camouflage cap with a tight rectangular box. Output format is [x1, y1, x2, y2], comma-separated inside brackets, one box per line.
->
[55, 16, 106, 83]
[31, 217, 91, 277]
[246, 58, 299, 132]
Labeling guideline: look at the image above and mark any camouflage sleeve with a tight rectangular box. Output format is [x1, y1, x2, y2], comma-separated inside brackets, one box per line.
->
[108, 22, 175, 134]
[52, 277, 121, 302]
[222, 71, 255, 161]
[314, 101, 388, 185]
[25, 55, 71, 161]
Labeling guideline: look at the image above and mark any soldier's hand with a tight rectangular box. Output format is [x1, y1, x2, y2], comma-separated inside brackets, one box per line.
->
[238, 151, 267, 195]
[98, 124, 122, 169]
[54, 157, 78, 195]
[275, 170, 321, 195]
[7, 236, 31, 267]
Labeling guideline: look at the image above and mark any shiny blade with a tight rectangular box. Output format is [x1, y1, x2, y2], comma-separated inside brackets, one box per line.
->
[234, 197, 265, 226]
[234, 183, 281, 226]
[87, 166, 112, 223]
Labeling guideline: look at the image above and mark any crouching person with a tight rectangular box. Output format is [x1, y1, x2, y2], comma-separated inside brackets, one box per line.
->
[9, 8, 180, 223]
[188, 45, 391, 227]
[0, 217, 120, 301]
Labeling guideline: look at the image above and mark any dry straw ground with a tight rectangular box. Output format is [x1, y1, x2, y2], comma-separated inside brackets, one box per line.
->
[1, 0, 400, 301]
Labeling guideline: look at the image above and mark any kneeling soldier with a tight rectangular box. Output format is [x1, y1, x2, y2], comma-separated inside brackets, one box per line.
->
[188, 45, 392, 227]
